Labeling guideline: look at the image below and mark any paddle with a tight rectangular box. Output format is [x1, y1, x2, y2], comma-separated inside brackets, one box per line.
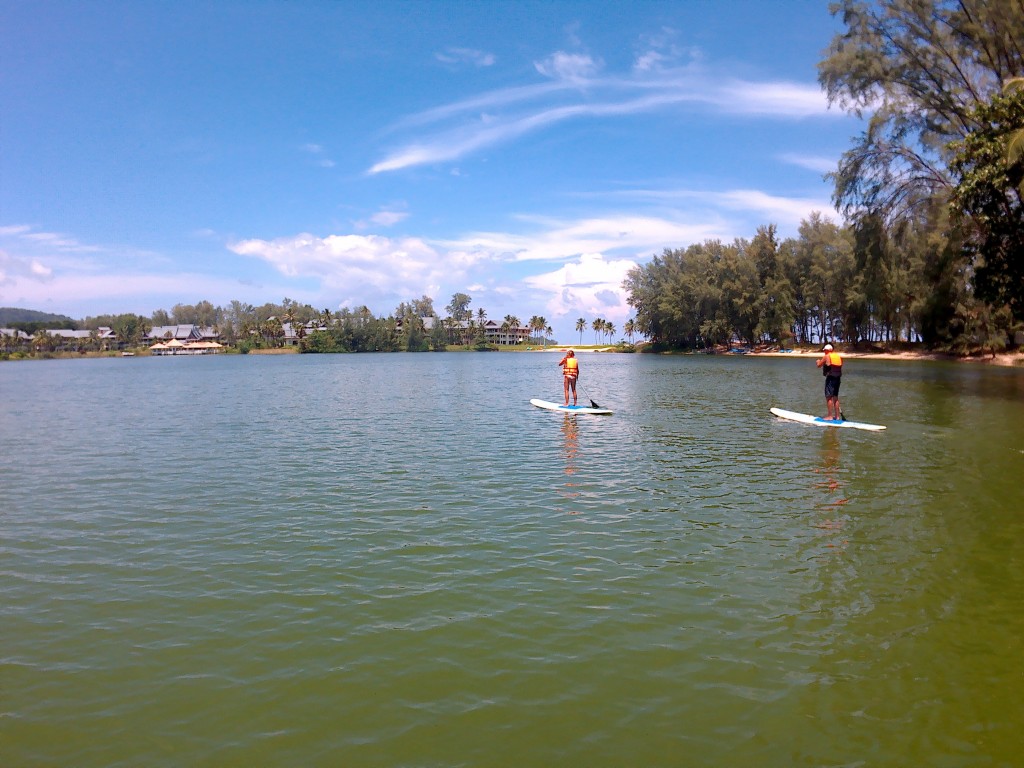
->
[577, 380, 601, 409]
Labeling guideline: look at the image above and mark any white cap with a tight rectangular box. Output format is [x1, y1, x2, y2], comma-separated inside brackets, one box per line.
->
[823, 343, 834, 351]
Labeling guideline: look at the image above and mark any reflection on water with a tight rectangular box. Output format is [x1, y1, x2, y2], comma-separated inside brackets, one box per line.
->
[812, 429, 849, 550]
[558, 414, 581, 512]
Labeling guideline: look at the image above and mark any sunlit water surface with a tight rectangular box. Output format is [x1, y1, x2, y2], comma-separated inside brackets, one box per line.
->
[2, 352, 1022, 767]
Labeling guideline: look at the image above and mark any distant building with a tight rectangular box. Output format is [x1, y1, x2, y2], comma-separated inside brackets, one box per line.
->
[396, 317, 532, 345]
[20, 327, 119, 351]
[149, 339, 224, 356]
[0, 328, 31, 343]
[146, 325, 220, 343]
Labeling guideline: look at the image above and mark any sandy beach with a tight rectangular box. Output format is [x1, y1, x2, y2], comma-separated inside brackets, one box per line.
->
[749, 348, 1024, 367]
[540, 344, 1024, 367]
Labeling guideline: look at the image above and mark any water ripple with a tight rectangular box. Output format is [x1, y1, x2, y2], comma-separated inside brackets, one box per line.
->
[2, 354, 1023, 766]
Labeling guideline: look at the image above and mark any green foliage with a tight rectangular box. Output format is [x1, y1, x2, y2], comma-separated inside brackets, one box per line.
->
[819, 0, 1024, 223]
[446, 293, 472, 322]
[622, 207, 991, 351]
[805, 0, 1024, 346]
[429, 319, 447, 351]
[111, 314, 150, 345]
[950, 85, 1024, 320]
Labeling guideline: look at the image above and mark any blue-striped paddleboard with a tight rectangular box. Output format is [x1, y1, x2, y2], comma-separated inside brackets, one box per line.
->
[531, 398, 613, 415]
[771, 407, 885, 431]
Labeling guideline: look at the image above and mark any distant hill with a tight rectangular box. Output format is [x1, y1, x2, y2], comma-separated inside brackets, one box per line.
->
[0, 307, 77, 333]
[0, 307, 77, 326]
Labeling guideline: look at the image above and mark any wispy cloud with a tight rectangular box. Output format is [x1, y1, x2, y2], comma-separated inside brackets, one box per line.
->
[593, 187, 836, 233]
[371, 93, 709, 174]
[435, 47, 496, 67]
[1, 224, 102, 253]
[0, 270, 256, 315]
[369, 51, 833, 175]
[441, 213, 723, 263]
[534, 52, 602, 81]
[300, 142, 335, 168]
[777, 152, 837, 174]
[370, 210, 409, 227]
[0, 249, 53, 285]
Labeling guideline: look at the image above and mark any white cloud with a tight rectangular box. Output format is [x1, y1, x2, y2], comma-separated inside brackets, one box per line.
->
[524, 252, 638, 327]
[633, 50, 670, 73]
[442, 213, 722, 263]
[709, 189, 836, 225]
[0, 271, 256, 316]
[718, 80, 829, 116]
[301, 142, 335, 168]
[435, 47, 496, 67]
[369, 54, 836, 174]
[1, 225, 101, 253]
[370, 210, 409, 227]
[593, 187, 836, 235]
[0, 249, 54, 284]
[534, 52, 602, 81]
[229, 232, 475, 298]
[777, 152, 837, 174]
[371, 92, 725, 174]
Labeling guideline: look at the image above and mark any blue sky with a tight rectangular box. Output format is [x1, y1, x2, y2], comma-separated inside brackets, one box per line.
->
[1, 0, 861, 340]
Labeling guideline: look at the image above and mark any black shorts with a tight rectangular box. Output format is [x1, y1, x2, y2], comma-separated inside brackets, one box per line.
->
[824, 375, 841, 398]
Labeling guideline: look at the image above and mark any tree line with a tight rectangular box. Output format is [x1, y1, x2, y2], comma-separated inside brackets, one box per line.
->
[3, 295, 590, 355]
[626, 0, 1024, 355]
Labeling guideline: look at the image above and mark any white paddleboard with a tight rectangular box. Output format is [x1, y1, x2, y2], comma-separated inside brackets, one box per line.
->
[531, 398, 613, 415]
[770, 407, 885, 431]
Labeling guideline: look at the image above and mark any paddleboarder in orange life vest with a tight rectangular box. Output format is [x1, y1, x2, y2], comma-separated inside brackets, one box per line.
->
[816, 343, 844, 421]
[559, 350, 579, 406]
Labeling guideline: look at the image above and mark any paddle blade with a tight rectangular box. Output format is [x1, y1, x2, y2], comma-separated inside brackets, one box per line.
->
[590, 399, 600, 408]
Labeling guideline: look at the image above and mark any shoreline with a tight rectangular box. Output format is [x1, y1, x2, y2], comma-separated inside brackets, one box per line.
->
[746, 348, 1024, 367]
[4, 345, 1022, 367]
[540, 344, 1023, 367]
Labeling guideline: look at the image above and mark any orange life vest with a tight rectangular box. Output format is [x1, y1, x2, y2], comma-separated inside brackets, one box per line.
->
[823, 351, 842, 377]
[563, 357, 578, 377]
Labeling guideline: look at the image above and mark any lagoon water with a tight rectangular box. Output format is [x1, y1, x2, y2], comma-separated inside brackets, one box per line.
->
[2, 351, 1022, 766]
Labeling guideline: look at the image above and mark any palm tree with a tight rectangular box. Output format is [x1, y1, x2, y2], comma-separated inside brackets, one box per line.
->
[528, 315, 542, 344]
[504, 315, 521, 345]
[604, 320, 616, 343]
[32, 329, 53, 354]
[271, 317, 286, 347]
[545, 325, 552, 348]
[529, 315, 547, 344]
[576, 317, 586, 345]
[592, 318, 604, 344]
[624, 318, 636, 344]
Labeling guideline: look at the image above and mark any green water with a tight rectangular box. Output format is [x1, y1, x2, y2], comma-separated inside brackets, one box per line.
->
[2, 353, 1022, 766]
